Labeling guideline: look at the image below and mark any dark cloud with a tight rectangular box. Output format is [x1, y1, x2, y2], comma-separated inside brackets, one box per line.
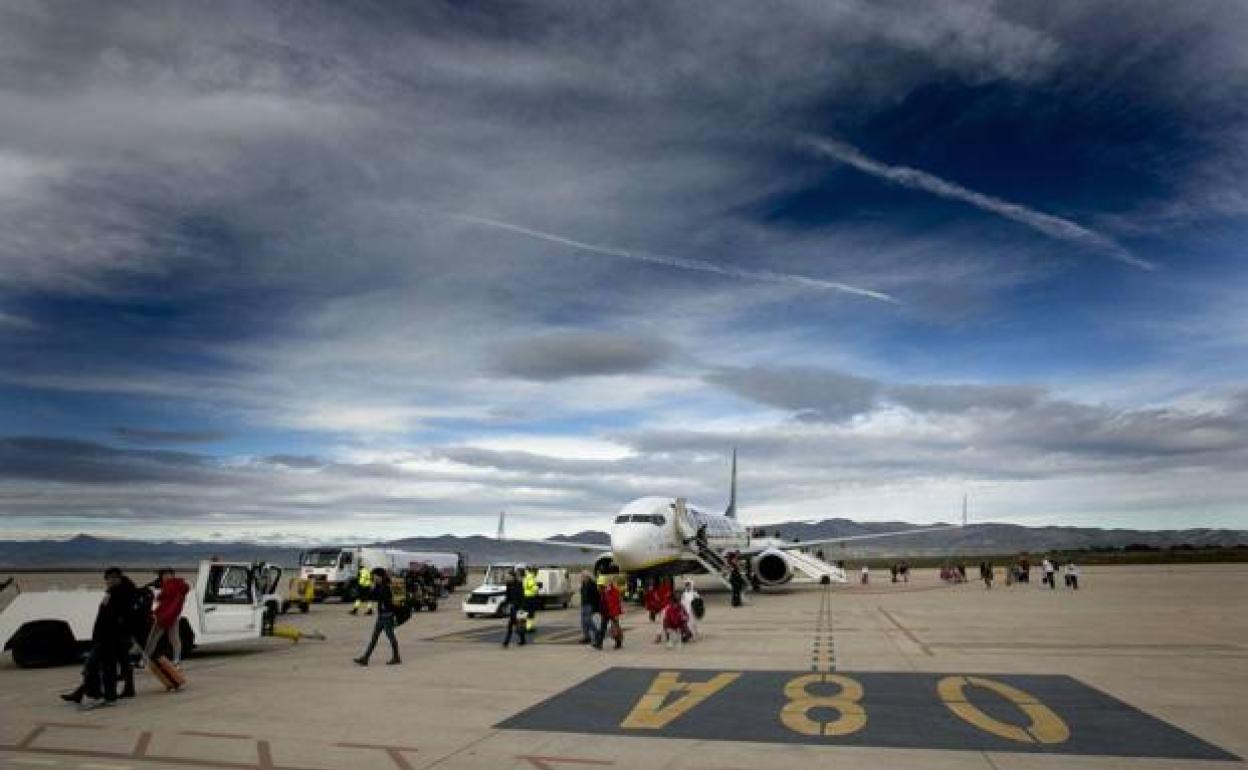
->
[260, 454, 325, 469]
[705, 367, 880, 421]
[113, 426, 227, 444]
[884, 383, 1044, 414]
[0, 436, 214, 484]
[491, 332, 674, 381]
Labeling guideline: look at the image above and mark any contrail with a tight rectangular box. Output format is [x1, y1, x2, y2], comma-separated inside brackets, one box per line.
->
[438, 211, 900, 304]
[802, 136, 1155, 271]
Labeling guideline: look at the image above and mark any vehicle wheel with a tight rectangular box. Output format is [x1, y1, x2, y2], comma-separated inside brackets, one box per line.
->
[428, 602, 437, 612]
[10, 621, 77, 668]
[299, 602, 309, 613]
[562, 600, 570, 609]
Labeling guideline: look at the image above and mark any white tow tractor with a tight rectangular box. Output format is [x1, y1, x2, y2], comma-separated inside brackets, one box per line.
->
[0, 561, 286, 668]
[461, 563, 573, 618]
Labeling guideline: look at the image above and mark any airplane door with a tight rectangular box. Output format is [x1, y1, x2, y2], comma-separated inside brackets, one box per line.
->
[199, 564, 259, 638]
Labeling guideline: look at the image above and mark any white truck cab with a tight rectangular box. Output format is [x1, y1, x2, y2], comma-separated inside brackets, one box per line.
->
[0, 561, 284, 668]
[461, 563, 573, 618]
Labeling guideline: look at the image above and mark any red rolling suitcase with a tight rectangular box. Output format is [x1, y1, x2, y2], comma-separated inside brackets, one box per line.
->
[150, 655, 186, 691]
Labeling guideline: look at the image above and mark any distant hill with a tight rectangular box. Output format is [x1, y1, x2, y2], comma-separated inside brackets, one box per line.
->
[0, 522, 1244, 569]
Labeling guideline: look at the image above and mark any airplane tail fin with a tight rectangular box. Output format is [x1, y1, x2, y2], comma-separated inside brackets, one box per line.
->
[497, 510, 506, 540]
[725, 448, 738, 519]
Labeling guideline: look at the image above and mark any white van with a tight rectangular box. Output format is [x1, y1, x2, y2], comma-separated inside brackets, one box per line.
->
[461, 564, 573, 618]
[0, 561, 284, 668]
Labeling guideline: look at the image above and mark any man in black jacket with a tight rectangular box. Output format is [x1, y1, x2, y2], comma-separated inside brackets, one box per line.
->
[577, 572, 602, 646]
[501, 569, 527, 647]
[64, 567, 140, 708]
[353, 568, 401, 666]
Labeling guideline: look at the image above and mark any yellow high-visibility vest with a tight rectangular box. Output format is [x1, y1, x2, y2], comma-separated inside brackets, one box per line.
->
[358, 567, 373, 588]
[523, 573, 538, 598]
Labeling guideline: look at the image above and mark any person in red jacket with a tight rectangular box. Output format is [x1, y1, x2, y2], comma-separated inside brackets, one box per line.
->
[594, 577, 625, 649]
[656, 594, 690, 648]
[144, 568, 190, 665]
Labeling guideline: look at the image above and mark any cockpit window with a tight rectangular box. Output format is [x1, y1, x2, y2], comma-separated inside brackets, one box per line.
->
[615, 515, 631, 523]
[651, 515, 665, 527]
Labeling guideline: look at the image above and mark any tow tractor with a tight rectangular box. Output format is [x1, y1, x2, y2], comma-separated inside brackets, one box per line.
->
[0, 561, 292, 668]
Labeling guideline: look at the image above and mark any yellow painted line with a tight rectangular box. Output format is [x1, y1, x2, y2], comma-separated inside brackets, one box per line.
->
[77, 763, 133, 770]
[7, 758, 61, 767]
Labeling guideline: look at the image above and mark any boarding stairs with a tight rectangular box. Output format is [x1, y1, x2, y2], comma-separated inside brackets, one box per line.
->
[674, 498, 738, 590]
[784, 549, 847, 584]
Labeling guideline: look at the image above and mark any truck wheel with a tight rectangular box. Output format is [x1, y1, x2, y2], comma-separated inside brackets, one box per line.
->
[10, 621, 77, 668]
[428, 602, 437, 612]
[299, 602, 309, 613]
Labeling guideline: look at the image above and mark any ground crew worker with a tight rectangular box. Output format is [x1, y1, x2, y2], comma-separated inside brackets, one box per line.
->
[523, 566, 539, 633]
[350, 565, 374, 615]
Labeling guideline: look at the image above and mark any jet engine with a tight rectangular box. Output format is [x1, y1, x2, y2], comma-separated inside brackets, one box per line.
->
[750, 548, 794, 586]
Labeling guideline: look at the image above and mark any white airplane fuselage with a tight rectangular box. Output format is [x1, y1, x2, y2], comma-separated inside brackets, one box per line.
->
[607, 496, 748, 576]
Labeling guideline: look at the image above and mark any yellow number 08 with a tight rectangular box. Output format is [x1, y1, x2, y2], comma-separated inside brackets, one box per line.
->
[780, 674, 867, 736]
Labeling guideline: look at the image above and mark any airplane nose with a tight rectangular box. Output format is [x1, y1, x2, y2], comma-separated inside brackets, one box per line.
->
[610, 526, 644, 571]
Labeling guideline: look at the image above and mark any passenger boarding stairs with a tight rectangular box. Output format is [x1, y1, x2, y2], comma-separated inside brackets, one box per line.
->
[784, 550, 847, 584]
[674, 499, 738, 590]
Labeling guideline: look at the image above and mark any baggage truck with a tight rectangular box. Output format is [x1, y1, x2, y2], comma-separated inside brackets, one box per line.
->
[0, 561, 285, 668]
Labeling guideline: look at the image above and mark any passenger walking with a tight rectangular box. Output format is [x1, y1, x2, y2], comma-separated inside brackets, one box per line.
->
[353, 568, 400, 666]
[502, 569, 527, 647]
[62, 567, 140, 708]
[729, 566, 745, 607]
[350, 565, 375, 615]
[679, 580, 701, 640]
[860, 565, 870, 585]
[899, 561, 910, 583]
[1042, 558, 1056, 589]
[656, 594, 691, 648]
[1064, 561, 1080, 590]
[597, 577, 624, 649]
[578, 572, 602, 646]
[890, 563, 898, 583]
[523, 566, 540, 633]
[143, 568, 189, 665]
[982, 561, 994, 589]
[643, 580, 662, 621]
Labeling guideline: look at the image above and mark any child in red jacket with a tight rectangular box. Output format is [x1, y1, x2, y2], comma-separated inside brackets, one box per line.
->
[656, 594, 690, 648]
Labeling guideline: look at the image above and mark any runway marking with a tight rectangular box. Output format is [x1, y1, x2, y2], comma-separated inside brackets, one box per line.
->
[427, 625, 629, 645]
[877, 607, 934, 656]
[331, 743, 418, 770]
[7, 758, 60, 766]
[809, 584, 835, 672]
[1, 723, 327, 770]
[77, 763, 132, 770]
[496, 667, 1239, 760]
[516, 757, 615, 769]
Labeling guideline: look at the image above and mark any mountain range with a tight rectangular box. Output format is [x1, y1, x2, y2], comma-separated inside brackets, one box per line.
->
[1, 520, 1244, 569]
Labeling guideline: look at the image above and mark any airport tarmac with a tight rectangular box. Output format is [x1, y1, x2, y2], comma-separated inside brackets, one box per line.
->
[1, 564, 1246, 770]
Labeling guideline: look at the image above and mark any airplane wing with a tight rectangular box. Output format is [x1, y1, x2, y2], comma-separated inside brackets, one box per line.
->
[523, 539, 612, 552]
[494, 511, 612, 552]
[740, 524, 962, 555]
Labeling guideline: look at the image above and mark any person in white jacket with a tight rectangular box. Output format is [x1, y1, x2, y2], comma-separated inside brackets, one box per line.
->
[679, 580, 701, 640]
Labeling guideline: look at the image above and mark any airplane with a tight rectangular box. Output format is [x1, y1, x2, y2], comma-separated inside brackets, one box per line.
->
[498, 450, 961, 590]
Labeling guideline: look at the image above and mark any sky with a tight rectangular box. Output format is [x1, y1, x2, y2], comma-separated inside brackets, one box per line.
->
[1, 1, 1246, 542]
